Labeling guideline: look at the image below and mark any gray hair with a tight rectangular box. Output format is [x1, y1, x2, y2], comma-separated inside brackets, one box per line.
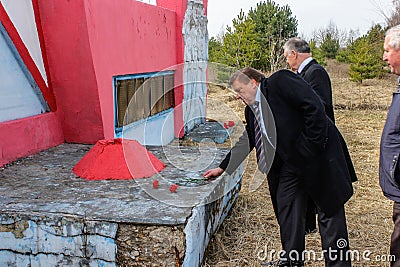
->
[283, 37, 311, 53]
[386, 25, 400, 50]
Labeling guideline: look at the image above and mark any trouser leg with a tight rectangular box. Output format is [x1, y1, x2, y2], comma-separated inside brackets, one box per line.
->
[270, 175, 317, 236]
[276, 171, 307, 262]
[267, 176, 279, 219]
[305, 197, 317, 234]
[317, 206, 351, 267]
[391, 202, 400, 267]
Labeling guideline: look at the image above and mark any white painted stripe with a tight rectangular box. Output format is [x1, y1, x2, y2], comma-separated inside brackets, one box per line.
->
[0, 26, 47, 122]
[136, 0, 157, 5]
[1, 0, 48, 85]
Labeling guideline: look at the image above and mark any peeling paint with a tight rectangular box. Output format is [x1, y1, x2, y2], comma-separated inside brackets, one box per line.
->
[116, 224, 186, 266]
[0, 214, 117, 266]
[183, 166, 243, 266]
[182, 0, 209, 133]
[0, 220, 29, 239]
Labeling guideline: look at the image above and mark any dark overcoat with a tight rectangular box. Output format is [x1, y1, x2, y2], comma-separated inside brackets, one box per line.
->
[220, 69, 356, 215]
[300, 59, 335, 122]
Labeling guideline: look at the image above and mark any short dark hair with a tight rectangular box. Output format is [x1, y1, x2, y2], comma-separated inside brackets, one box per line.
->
[283, 37, 311, 53]
[229, 67, 265, 87]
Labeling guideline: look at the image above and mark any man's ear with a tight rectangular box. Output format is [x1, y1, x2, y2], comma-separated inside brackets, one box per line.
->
[250, 79, 258, 88]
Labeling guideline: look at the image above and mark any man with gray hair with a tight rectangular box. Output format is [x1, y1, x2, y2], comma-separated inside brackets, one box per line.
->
[283, 37, 336, 235]
[283, 37, 335, 122]
[380, 24, 400, 267]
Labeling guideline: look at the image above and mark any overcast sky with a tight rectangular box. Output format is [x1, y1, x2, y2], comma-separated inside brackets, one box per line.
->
[207, 0, 394, 38]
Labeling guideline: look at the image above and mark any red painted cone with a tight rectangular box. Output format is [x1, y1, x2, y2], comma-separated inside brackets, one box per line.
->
[73, 138, 165, 180]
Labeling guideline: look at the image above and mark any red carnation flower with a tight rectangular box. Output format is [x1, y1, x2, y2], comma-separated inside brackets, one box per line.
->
[169, 184, 178, 193]
[153, 180, 159, 189]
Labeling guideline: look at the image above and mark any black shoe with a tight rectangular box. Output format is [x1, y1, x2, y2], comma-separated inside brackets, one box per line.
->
[290, 260, 305, 267]
[262, 260, 305, 267]
[305, 228, 318, 235]
[262, 260, 290, 267]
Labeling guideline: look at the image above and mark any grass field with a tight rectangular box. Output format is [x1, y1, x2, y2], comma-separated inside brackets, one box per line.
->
[201, 66, 399, 267]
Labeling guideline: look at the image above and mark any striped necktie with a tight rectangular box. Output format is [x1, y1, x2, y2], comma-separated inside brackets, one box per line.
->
[253, 103, 268, 173]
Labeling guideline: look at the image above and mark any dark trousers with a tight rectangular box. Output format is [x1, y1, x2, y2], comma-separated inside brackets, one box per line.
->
[391, 202, 400, 267]
[268, 175, 317, 235]
[275, 169, 307, 261]
[269, 169, 351, 266]
[305, 198, 317, 233]
[318, 205, 351, 267]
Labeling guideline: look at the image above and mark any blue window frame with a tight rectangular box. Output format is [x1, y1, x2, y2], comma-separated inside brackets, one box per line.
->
[113, 71, 175, 134]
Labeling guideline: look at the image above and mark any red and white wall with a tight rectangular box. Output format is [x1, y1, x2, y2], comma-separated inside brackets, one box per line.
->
[0, 0, 62, 167]
[0, 0, 208, 167]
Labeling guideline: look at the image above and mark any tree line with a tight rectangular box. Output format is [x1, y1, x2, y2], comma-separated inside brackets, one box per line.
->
[208, 0, 400, 83]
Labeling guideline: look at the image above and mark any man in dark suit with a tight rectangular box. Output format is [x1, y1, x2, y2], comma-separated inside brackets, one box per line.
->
[283, 38, 357, 236]
[204, 67, 356, 267]
[283, 37, 335, 234]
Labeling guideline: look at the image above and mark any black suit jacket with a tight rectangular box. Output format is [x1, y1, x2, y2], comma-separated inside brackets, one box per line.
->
[220, 69, 356, 215]
[300, 59, 335, 122]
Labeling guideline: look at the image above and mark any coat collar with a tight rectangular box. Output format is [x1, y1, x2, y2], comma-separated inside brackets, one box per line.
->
[298, 57, 314, 74]
[299, 58, 318, 75]
[395, 77, 400, 94]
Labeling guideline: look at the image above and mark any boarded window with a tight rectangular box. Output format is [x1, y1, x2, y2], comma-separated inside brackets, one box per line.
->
[114, 72, 175, 128]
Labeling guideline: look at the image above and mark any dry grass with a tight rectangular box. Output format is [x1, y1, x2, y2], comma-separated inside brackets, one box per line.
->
[201, 66, 399, 266]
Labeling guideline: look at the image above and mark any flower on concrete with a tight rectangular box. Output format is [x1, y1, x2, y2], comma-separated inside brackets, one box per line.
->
[153, 180, 159, 189]
[169, 184, 178, 193]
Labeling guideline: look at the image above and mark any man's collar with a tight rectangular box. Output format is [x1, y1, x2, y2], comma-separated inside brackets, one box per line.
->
[254, 83, 261, 106]
[298, 57, 313, 74]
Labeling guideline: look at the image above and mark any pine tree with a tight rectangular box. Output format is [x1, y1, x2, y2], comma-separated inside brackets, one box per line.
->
[221, 11, 260, 69]
[248, 1, 298, 71]
[208, 1, 298, 72]
[347, 25, 386, 83]
[309, 40, 327, 66]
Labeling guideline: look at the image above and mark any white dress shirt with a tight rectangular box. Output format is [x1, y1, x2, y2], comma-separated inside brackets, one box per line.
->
[297, 57, 313, 74]
[253, 85, 276, 149]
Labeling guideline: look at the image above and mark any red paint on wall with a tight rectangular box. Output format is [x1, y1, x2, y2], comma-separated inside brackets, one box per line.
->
[0, 1, 64, 167]
[38, 0, 183, 142]
[0, 113, 64, 167]
[203, 0, 208, 15]
[31, 0, 54, 106]
[37, 0, 104, 144]
[156, 0, 208, 138]
[157, 0, 188, 138]
[84, 0, 178, 140]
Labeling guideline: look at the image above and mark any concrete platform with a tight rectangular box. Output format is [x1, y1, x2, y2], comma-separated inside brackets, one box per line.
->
[0, 143, 242, 266]
[185, 121, 234, 144]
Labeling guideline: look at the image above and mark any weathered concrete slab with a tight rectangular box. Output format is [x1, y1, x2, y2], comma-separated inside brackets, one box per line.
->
[0, 143, 243, 266]
[185, 121, 234, 144]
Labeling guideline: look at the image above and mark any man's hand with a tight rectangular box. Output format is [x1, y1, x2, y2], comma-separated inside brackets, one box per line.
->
[203, 167, 224, 179]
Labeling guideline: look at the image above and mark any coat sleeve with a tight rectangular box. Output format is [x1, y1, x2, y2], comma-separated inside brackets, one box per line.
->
[305, 67, 332, 108]
[219, 108, 254, 175]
